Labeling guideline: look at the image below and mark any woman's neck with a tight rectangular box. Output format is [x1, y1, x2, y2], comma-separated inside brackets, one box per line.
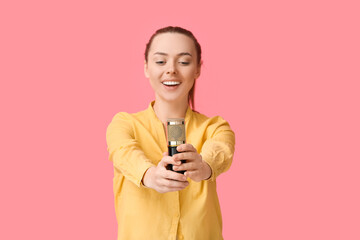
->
[153, 97, 189, 124]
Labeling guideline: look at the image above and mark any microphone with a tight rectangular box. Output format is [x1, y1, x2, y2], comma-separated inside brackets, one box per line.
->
[166, 118, 186, 174]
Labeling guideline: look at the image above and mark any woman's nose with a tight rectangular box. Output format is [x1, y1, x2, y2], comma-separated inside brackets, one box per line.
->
[166, 62, 177, 74]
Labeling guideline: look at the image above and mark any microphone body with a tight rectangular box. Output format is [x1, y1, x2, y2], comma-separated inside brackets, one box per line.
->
[166, 118, 186, 174]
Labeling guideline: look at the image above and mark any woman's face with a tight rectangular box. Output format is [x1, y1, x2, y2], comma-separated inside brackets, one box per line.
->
[144, 33, 201, 104]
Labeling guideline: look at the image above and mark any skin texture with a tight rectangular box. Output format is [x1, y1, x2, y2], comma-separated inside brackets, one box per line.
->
[142, 33, 211, 193]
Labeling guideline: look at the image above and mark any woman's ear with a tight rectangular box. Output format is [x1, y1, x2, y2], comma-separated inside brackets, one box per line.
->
[195, 60, 203, 79]
[144, 60, 149, 78]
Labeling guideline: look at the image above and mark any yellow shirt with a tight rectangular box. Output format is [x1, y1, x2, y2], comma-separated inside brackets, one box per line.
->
[106, 101, 235, 240]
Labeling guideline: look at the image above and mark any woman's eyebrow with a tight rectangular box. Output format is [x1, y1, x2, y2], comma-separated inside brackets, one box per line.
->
[154, 52, 192, 57]
[178, 52, 192, 57]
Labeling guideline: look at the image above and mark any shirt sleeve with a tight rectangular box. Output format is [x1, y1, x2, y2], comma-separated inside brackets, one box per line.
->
[200, 116, 235, 181]
[106, 112, 155, 187]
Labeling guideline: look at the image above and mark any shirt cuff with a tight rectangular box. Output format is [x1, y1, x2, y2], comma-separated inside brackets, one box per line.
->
[201, 153, 216, 181]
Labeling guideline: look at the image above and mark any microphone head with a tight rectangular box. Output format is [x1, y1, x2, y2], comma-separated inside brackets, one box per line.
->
[167, 118, 185, 146]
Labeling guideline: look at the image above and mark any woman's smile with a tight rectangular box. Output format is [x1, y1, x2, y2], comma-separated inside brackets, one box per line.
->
[162, 80, 181, 86]
[162, 80, 182, 90]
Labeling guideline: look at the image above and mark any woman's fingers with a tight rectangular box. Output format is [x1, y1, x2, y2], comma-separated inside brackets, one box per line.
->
[172, 148, 202, 172]
[160, 169, 187, 182]
[177, 143, 196, 152]
[172, 162, 197, 172]
[144, 154, 191, 193]
[173, 152, 197, 162]
[184, 170, 197, 179]
[159, 154, 181, 167]
[184, 170, 205, 182]
[154, 173, 189, 193]
[146, 145, 211, 191]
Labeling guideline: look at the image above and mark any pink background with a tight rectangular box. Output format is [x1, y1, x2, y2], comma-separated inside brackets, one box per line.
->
[1, 0, 359, 239]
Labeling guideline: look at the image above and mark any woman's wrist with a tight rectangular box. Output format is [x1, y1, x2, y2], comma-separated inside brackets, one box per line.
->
[202, 160, 212, 180]
[142, 166, 155, 187]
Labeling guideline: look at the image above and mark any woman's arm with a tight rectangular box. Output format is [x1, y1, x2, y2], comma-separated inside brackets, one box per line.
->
[106, 112, 156, 187]
[200, 116, 235, 181]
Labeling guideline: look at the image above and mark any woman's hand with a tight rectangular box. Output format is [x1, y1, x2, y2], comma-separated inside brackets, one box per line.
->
[142, 152, 189, 193]
[172, 144, 212, 182]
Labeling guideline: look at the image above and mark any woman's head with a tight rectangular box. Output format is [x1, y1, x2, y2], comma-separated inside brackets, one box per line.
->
[144, 26, 202, 110]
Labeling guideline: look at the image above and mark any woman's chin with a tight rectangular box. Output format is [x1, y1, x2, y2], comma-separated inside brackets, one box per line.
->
[157, 94, 188, 104]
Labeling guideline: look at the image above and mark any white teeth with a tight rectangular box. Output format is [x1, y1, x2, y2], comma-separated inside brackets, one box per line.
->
[163, 81, 180, 86]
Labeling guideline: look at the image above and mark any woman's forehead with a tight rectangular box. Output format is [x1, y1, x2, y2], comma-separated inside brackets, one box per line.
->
[149, 33, 196, 55]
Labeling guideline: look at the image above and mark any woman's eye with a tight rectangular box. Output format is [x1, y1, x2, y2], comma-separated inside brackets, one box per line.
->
[179, 61, 190, 65]
[156, 61, 165, 65]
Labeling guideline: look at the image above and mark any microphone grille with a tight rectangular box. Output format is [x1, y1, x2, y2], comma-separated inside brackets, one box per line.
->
[167, 118, 185, 142]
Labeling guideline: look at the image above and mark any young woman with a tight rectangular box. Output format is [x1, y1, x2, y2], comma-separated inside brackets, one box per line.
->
[106, 26, 235, 240]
